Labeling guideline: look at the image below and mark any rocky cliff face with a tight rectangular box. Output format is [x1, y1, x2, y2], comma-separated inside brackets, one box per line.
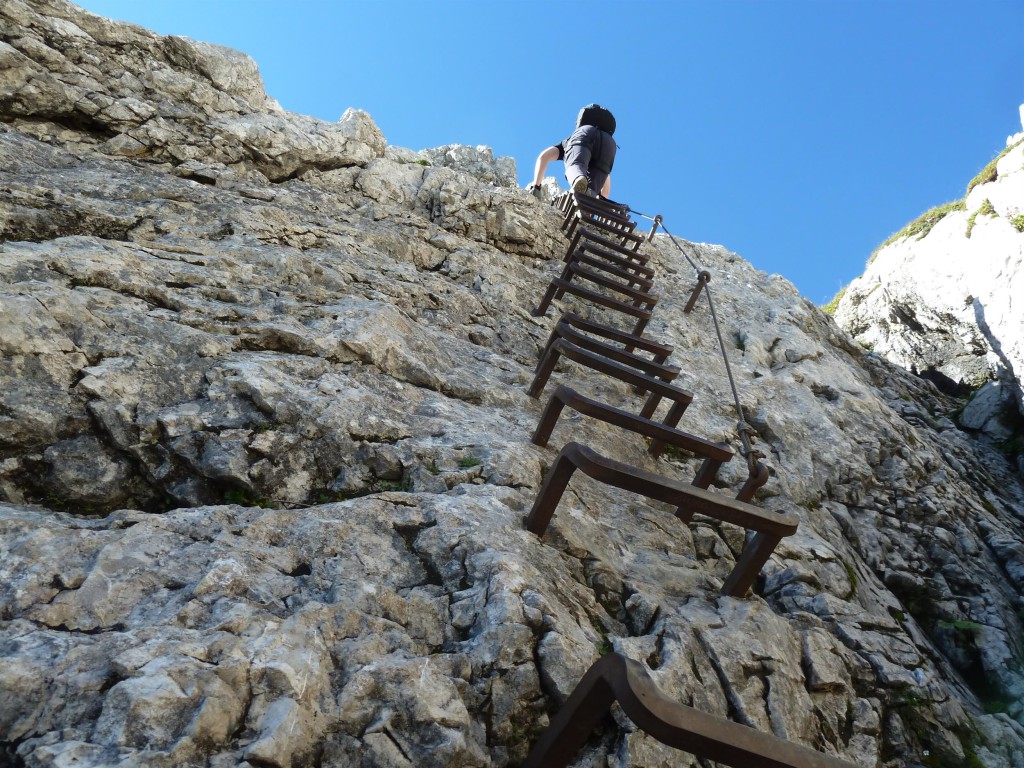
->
[2, 2, 1024, 767]
[835, 113, 1024, 454]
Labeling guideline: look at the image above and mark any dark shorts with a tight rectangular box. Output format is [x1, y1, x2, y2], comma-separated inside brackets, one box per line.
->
[562, 125, 616, 193]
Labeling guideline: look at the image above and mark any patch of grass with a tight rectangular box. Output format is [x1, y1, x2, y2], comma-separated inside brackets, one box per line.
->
[890, 690, 929, 709]
[924, 745, 987, 768]
[868, 200, 966, 265]
[995, 434, 1024, 459]
[965, 199, 996, 238]
[416, 158, 430, 167]
[864, 139, 1020, 266]
[44, 494, 69, 510]
[427, 459, 441, 475]
[937, 619, 984, 632]
[858, 339, 874, 352]
[982, 697, 1014, 715]
[309, 488, 347, 504]
[963, 747, 987, 768]
[458, 456, 481, 468]
[820, 285, 847, 316]
[966, 139, 1023, 196]
[223, 487, 272, 508]
[970, 672, 1018, 719]
[379, 477, 411, 492]
[657, 442, 695, 462]
[590, 617, 613, 656]
[327, 475, 412, 501]
[842, 559, 858, 594]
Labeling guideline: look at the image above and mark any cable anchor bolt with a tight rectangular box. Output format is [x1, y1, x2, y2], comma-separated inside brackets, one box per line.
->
[647, 214, 663, 242]
[683, 270, 712, 314]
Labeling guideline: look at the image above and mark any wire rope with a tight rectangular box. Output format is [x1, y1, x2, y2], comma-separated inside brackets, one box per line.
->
[654, 220, 759, 468]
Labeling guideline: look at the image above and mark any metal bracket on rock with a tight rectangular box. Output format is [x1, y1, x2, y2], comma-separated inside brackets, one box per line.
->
[524, 652, 858, 768]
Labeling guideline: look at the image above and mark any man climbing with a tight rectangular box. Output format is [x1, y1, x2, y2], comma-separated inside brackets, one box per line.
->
[527, 104, 617, 199]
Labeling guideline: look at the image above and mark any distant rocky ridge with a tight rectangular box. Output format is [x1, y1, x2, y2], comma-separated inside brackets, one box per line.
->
[3, 2, 1024, 768]
[835, 110, 1024, 455]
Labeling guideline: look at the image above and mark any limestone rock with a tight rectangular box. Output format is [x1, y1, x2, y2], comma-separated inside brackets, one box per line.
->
[835, 106, 1024, 436]
[2, 3, 1024, 768]
[418, 144, 518, 188]
[961, 381, 1018, 439]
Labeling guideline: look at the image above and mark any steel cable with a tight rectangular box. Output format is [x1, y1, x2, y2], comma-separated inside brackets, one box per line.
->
[653, 220, 759, 469]
[552, 193, 759, 469]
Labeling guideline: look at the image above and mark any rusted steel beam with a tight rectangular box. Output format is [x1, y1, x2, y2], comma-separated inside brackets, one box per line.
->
[584, 193, 631, 214]
[567, 217, 646, 256]
[683, 270, 712, 313]
[736, 461, 770, 503]
[532, 385, 732, 488]
[568, 228, 649, 264]
[577, 241, 656, 279]
[648, 213, 663, 242]
[570, 250, 654, 291]
[563, 208, 633, 239]
[722, 528, 783, 596]
[533, 272, 656, 320]
[551, 302, 662, 360]
[551, 246, 654, 296]
[629, 316, 652, 347]
[523, 653, 856, 768]
[566, 218, 639, 254]
[577, 204, 636, 232]
[533, 275, 654, 320]
[537, 316, 675, 397]
[653, 414, 770, 505]
[552, 262, 658, 308]
[562, 192, 633, 227]
[524, 442, 798, 597]
[537, 323, 678, 383]
[528, 339, 693, 425]
[555, 312, 673, 364]
[562, 204, 628, 236]
[538, 315, 674, 370]
[571, 190, 631, 215]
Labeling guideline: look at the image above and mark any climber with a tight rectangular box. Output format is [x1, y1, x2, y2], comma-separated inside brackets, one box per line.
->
[526, 104, 617, 199]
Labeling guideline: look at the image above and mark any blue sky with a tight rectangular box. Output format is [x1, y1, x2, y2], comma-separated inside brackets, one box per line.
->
[76, 0, 1023, 304]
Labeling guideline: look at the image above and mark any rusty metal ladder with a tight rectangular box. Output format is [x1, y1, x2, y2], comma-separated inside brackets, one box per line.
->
[535, 192, 657, 334]
[521, 190, 835, 768]
[523, 653, 857, 768]
[528, 193, 784, 591]
[526, 441, 792, 597]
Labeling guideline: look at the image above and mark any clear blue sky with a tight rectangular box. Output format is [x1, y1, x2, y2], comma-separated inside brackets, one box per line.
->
[76, 0, 1023, 304]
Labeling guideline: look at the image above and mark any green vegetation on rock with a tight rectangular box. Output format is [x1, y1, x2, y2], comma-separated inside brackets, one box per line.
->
[964, 199, 996, 238]
[868, 200, 966, 265]
[864, 138, 1022, 266]
[820, 285, 847, 316]
[966, 138, 1023, 196]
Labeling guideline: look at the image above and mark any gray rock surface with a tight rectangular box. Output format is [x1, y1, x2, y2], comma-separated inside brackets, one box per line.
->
[417, 144, 519, 189]
[835, 110, 1024, 441]
[3, 3, 1024, 767]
